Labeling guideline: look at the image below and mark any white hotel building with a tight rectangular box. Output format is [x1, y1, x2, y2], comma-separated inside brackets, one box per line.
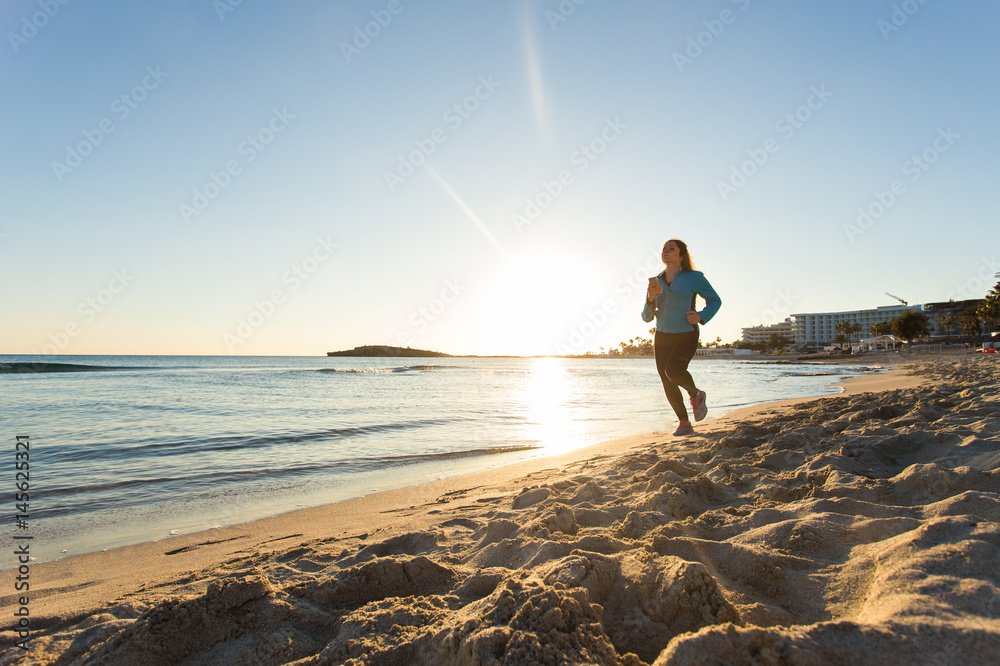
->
[741, 318, 795, 345]
[790, 305, 918, 347]
[749, 300, 981, 348]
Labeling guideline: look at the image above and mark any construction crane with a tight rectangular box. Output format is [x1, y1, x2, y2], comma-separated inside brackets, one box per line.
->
[885, 292, 908, 306]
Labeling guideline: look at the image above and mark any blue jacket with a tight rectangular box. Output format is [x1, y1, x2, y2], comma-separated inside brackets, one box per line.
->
[641, 269, 721, 333]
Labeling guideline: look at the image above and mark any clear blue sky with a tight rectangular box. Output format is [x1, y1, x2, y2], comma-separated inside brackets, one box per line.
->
[2, 0, 997, 356]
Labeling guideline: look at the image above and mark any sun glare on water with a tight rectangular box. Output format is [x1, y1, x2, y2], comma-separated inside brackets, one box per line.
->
[523, 356, 577, 454]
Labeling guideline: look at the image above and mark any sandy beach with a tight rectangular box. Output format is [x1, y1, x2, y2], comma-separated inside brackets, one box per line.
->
[3, 351, 998, 665]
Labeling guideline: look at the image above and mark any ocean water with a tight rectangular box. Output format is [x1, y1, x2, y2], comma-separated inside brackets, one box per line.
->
[0, 355, 884, 563]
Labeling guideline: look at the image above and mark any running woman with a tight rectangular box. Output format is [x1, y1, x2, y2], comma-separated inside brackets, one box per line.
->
[642, 239, 722, 436]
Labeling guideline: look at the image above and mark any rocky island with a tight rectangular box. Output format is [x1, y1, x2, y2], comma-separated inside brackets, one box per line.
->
[326, 345, 452, 357]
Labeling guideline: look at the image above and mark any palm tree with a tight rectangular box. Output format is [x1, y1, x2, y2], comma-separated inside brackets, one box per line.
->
[960, 309, 981, 337]
[939, 311, 957, 340]
[969, 272, 1000, 335]
[835, 321, 863, 350]
[988, 272, 1000, 302]
[977, 299, 999, 333]
[871, 320, 892, 337]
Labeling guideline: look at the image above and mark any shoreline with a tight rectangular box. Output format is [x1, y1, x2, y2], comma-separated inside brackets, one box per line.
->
[4, 355, 892, 568]
[3, 362, 918, 624]
[6, 351, 998, 664]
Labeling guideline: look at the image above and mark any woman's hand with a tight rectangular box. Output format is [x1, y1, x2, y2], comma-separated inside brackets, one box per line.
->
[686, 310, 702, 324]
[647, 284, 662, 302]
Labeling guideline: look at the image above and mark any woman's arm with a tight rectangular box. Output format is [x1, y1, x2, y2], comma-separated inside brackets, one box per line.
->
[641, 283, 660, 323]
[694, 273, 722, 324]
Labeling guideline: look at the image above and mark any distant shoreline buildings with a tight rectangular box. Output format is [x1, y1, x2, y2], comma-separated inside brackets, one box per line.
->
[742, 300, 981, 347]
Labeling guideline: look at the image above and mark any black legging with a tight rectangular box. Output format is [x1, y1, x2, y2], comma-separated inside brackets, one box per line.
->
[654, 329, 699, 420]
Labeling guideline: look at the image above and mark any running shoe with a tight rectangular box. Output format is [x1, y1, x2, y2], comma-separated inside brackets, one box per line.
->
[673, 420, 694, 436]
[690, 390, 708, 422]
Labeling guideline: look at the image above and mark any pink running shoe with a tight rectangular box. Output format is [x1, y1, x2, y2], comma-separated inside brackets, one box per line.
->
[673, 420, 694, 436]
[690, 390, 708, 422]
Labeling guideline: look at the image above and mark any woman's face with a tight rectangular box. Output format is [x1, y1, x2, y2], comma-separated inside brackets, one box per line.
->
[662, 241, 681, 264]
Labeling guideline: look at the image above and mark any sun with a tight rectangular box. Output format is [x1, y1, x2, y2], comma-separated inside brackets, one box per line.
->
[472, 246, 603, 355]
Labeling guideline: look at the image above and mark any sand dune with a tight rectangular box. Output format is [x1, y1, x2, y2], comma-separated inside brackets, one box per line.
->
[4, 355, 998, 665]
